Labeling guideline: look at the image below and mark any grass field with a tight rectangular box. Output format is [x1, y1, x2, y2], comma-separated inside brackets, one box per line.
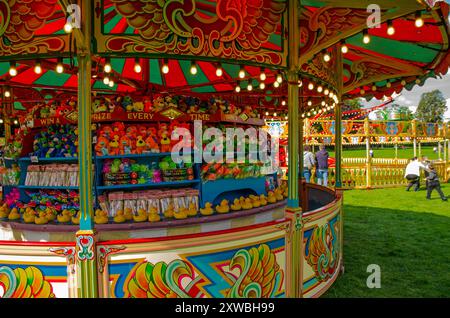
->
[323, 182, 450, 297]
[325, 145, 443, 160]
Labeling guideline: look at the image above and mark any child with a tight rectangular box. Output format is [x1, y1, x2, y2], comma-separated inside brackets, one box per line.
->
[426, 165, 448, 201]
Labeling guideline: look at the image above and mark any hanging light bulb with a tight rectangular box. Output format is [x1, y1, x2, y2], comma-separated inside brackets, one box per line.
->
[274, 112, 277, 117]
[247, 83, 253, 91]
[276, 73, 283, 84]
[265, 111, 269, 116]
[317, 86, 323, 93]
[415, 78, 421, 84]
[64, 22, 73, 33]
[387, 20, 395, 36]
[298, 80, 303, 87]
[324, 88, 329, 96]
[341, 40, 348, 54]
[307, 100, 312, 106]
[190, 61, 198, 75]
[4, 87, 11, 98]
[329, 92, 334, 98]
[274, 81, 280, 88]
[301, 114, 305, 118]
[372, 84, 377, 91]
[9, 61, 17, 77]
[415, 11, 424, 28]
[34, 61, 42, 74]
[103, 76, 110, 85]
[104, 58, 112, 73]
[308, 82, 314, 90]
[239, 65, 245, 79]
[285, 115, 288, 120]
[260, 68, 266, 81]
[323, 50, 331, 62]
[235, 85, 241, 93]
[281, 100, 286, 106]
[162, 59, 169, 74]
[109, 79, 115, 87]
[13, 119, 19, 125]
[134, 58, 142, 73]
[259, 82, 266, 90]
[0, 119, 3, 124]
[56, 58, 64, 74]
[401, 79, 406, 86]
[216, 63, 223, 77]
[386, 81, 392, 88]
[321, 101, 326, 106]
[313, 110, 317, 115]
[363, 29, 371, 44]
[307, 112, 311, 117]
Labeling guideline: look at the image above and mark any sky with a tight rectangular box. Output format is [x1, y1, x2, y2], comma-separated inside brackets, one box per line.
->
[362, 70, 450, 121]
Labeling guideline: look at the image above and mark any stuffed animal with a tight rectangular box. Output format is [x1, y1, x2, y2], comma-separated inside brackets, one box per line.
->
[143, 97, 153, 113]
[109, 134, 121, 155]
[153, 96, 165, 112]
[93, 98, 107, 113]
[122, 96, 134, 112]
[95, 137, 109, 156]
[133, 102, 144, 112]
[119, 135, 132, 155]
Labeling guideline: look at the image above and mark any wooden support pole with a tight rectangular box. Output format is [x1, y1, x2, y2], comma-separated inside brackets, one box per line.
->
[365, 118, 371, 188]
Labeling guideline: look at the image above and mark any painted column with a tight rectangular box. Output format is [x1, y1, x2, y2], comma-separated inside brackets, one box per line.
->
[438, 141, 441, 160]
[334, 43, 344, 189]
[412, 119, 417, 157]
[418, 141, 422, 159]
[284, 0, 302, 298]
[364, 117, 372, 188]
[75, 0, 99, 298]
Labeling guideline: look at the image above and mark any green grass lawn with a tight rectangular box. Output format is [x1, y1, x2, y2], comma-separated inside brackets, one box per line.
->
[325, 145, 442, 160]
[323, 182, 450, 298]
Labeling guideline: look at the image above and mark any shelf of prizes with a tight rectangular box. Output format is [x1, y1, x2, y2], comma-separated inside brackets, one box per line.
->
[0, 94, 287, 239]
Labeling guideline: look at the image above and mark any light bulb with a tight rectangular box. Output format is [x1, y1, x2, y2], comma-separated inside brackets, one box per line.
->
[103, 77, 110, 85]
[321, 101, 326, 106]
[9, 62, 17, 77]
[307, 100, 312, 106]
[274, 81, 280, 88]
[162, 59, 169, 74]
[265, 111, 269, 116]
[415, 79, 421, 84]
[259, 82, 265, 90]
[317, 86, 323, 93]
[109, 79, 114, 87]
[190, 62, 198, 75]
[386, 82, 391, 88]
[216, 64, 223, 77]
[401, 80, 406, 86]
[363, 30, 370, 44]
[0, 119, 3, 124]
[247, 83, 253, 91]
[372, 85, 377, 91]
[14, 120, 18, 125]
[285, 116, 288, 120]
[324, 89, 329, 96]
[239, 66, 245, 79]
[104, 59, 112, 73]
[56, 60, 64, 74]
[298, 80, 303, 87]
[281, 100, 286, 106]
[308, 83, 314, 90]
[415, 11, 424, 28]
[274, 112, 277, 117]
[387, 20, 395, 35]
[4, 90, 11, 98]
[34, 62, 42, 74]
[341, 43, 348, 54]
[260, 69, 266, 81]
[276, 74, 283, 83]
[64, 22, 73, 33]
[323, 52, 331, 62]
[235, 84, 241, 93]
[134, 59, 142, 73]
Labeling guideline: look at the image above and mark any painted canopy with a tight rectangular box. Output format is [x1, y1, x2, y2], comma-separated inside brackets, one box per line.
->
[0, 0, 449, 112]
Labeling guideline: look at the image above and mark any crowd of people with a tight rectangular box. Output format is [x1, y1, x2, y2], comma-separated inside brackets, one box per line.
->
[404, 156, 448, 201]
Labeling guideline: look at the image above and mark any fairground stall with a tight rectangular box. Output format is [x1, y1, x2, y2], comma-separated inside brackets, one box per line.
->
[0, 0, 449, 298]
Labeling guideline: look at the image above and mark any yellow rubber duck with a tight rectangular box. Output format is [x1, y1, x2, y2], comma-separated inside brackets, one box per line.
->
[200, 202, 214, 216]
[187, 203, 198, 217]
[113, 210, 126, 223]
[94, 210, 109, 224]
[163, 203, 175, 218]
[275, 188, 284, 201]
[0, 206, 10, 218]
[71, 212, 80, 225]
[133, 209, 148, 222]
[267, 191, 277, 204]
[57, 210, 71, 223]
[46, 208, 56, 222]
[8, 208, 21, 221]
[35, 212, 49, 225]
[242, 198, 253, 210]
[260, 194, 268, 206]
[216, 200, 230, 214]
[124, 208, 134, 221]
[251, 197, 261, 208]
[231, 199, 241, 211]
[174, 207, 188, 220]
[148, 207, 161, 222]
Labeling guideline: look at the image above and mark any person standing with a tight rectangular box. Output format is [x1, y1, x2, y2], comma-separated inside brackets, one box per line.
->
[426, 165, 448, 201]
[404, 157, 426, 191]
[315, 145, 329, 186]
[303, 145, 315, 183]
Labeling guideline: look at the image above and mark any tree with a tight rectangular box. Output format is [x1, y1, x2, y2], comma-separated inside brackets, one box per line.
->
[415, 90, 447, 123]
[342, 98, 363, 112]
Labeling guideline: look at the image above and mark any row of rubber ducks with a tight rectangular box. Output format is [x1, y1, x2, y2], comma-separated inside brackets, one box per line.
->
[0, 204, 78, 225]
[199, 186, 287, 216]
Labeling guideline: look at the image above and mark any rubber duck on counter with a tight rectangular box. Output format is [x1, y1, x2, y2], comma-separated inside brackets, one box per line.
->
[113, 211, 126, 223]
[23, 210, 36, 224]
[267, 191, 277, 204]
[71, 212, 80, 225]
[45, 208, 56, 222]
[124, 208, 134, 221]
[148, 207, 161, 222]
[187, 203, 198, 217]
[250, 196, 261, 208]
[35, 212, 49, 225]
[242, 198, 253, 210]
[231, 199, 242, 211]
[216, 200, 230, 214]
[275, 188, 284, 201]
[174, 207, 188, 220]
[94, 210, 109, 224]
[57, 210, 71, 223]
[0, 205, 10, 218]
[164, 203, 175, 218]
[260, 194, 268, 206]
[200, 202, 214, 216]
[8, 208, 21, 221]
[133, 209, 148, 222]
